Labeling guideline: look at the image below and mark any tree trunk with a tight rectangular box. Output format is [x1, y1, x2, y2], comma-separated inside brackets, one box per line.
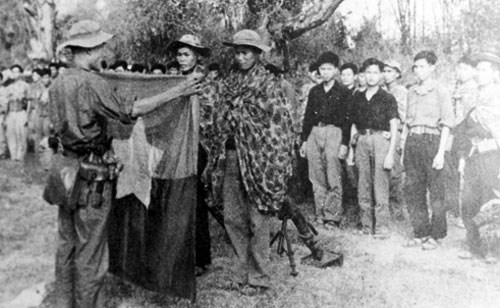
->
[254, 0, 344, 70]
[25, 0, 55, 61]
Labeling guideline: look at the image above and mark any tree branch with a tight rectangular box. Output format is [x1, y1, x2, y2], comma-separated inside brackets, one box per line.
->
[280, 0, 344, 40]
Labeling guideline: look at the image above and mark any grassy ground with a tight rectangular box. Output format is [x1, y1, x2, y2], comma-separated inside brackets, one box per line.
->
[1, 155, 500, 308]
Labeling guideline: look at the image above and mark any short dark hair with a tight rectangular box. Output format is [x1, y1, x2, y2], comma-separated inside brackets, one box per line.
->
[340, 62, 358, 75]
[361, 58, 384, 72]
[10, 64, 23, 73]
[131, 63, 147, 73]
[40, 68, 51, 77]
[113, 60, 128, 71]
[151, 63, 166, 74]
[167, 61, 180, 70]
[414, 50, 437, 65]
[315, 51, 340, 69]
[32, 68, 41, 76]
[207, 62, 220, 72]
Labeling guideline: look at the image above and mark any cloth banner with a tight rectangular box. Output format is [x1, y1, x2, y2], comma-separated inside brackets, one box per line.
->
[100, 72, 198, 207]
[100, 72, 198, 301]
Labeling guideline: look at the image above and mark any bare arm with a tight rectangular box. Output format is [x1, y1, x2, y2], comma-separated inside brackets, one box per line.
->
[387, 118, 398, 155]
[432, 126, 450, 170]
[384, 118, 398, 169]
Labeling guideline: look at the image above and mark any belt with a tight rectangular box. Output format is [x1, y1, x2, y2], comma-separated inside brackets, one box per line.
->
[316, 121, 336, 128]
[409, 126, 440, 136]
[359, 129, 382, 135]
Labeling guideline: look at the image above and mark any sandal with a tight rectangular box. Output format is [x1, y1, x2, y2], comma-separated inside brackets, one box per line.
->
[422, 238, 440, 251]
[403, 237, 427, 248]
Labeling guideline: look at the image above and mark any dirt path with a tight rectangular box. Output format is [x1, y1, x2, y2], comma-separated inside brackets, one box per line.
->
[1, 158, 499, 308]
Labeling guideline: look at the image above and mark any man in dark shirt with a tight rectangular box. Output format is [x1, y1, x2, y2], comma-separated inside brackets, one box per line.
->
[300, 51, 351, 226]
[43, 20, 201, 308]
[350, 58, 399, 238]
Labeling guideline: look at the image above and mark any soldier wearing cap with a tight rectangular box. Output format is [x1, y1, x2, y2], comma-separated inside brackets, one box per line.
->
[167, 34, 213, 275]
[383, 59, 408, 220]
[454, 52, 500, 263]
[202, 29, 295, 289]
[299, 51, 351, 226]
[43, 20, 201, 308]
[445, 55, 479, 218]
[4, 64, 31, 161]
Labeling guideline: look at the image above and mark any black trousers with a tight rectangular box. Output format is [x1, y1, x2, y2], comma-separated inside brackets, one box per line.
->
[404, 134, 447, 239]
[444, 150, 460, 216]
[196, 146, 212, 268]
[462, 151, 500, 255]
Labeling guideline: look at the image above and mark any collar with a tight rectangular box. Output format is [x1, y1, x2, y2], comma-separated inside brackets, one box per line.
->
[321, 80, 341, 92]
[413, 79, 437, 95]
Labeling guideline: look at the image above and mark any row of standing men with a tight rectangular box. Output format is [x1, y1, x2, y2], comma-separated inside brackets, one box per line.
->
[299, 49, 500, 260]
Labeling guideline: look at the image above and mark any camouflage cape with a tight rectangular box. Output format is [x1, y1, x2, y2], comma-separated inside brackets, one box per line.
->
[200, 62, 295, 214]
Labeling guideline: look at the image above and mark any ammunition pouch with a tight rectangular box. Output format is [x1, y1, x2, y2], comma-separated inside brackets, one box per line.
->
[79, 158, 112, 182]
[70, 152, 118, 210]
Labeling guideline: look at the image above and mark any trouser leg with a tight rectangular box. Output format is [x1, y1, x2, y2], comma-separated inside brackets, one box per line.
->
[5, 112, 17, 160]
[373, 134, 391, 230]
[7, 111, 28, 160]
[0, 114, 7, 157]
[444, 150, 460, 216]
[306, 129, 327, 220]
[422, 136, 447, 240]
[429, 167, 447, 240]
[247, 205, 271, 287]
[39, 117, 54, 170]
[223, 150, 251, 284]
[404, 135, 431, 239]
[323, 126, 343, 221]
[461, 158, 484, 255]
[356, 135, 373, 230]
[390, 149, 405, 219]
[196, 147, 211, 268]
[55, 206, 78, 308]
[74, 183, 113, 308]
[16, 111, 28, 160]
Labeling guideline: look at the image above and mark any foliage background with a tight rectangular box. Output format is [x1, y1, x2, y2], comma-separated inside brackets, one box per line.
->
[1, 0, 499, 79]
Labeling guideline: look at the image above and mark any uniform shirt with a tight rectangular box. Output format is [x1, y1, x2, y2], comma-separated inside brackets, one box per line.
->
[406, 80, 454, 129]
[301, 81, 351, 145]
[49, 67, 134, 154]
[350, 87, 399, 132]
[386, 83, 408, 124]
[471, 83, 500, 148]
